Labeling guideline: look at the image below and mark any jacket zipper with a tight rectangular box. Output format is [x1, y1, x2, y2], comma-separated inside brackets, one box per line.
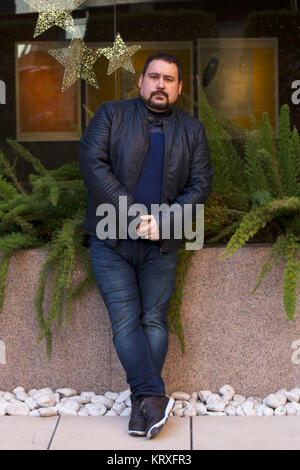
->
[133, 135, 150, 192]
[160, 121, 167, 256]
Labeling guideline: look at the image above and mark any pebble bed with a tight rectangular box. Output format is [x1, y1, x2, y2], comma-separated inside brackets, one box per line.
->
[1, 385, 300, 417]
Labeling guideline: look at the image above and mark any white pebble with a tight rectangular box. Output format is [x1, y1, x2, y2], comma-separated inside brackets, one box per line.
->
[105, 409, 118, 416]
[25, 397, 38, 410]
[285, 402, 300, 415]
[198, 391, 212, 402]
[64, 399, 81, 412]
[274, 405, 287, 416]
[125, 397, 131, 407]
[116, 389, 131, 403]
[263, 393, 286, 409]
[36, 394, 56, 408]
[71, 395, 91, 405]
[112, 402, 126, 415]
[233, 394, 246, 405]
[219, 384, 235, 397]
[120, 407, 131, 416]
[173, 402, 183, 411]
[206, 393, 226, 412]
[104, 391, 119, 401]
[81, 391, 95, 399]
[56, 388, 77, 397]
[173, 408, 184, 416]
[3, 392, 14, 401]
[91, 395, 114, 409]
[7, 402, 30, 416]
[224, 406, 236, 416]
[38, 388, 53, 395]
[195, 402, 207, 416]
[261, 404, 274, 416]
[221, 393, 232, 406]
[235, 406, 245, 416]
[289, 388, 300, 400]
[28, 389, 39, 399]
[58, 406, 78, 416]
[284, 391, 300, 402]
[171, 391, 191, 401]
[85, 404, 101, 416]
[183, 405, 197, 416]
[38, 407, 58, 417]
[78, 408, 89, 417]
[0, 402, 8, 415]
[29, 410, 40, 417]
[15, 391, 28, 402]
[13, 386, 25, 395]
[241, 401, 256, 416]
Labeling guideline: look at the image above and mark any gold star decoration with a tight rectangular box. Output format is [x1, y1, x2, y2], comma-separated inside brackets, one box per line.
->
[48, 38, 101, 91]
[99, 33, 141, 75]
[24, 0, 85, 38]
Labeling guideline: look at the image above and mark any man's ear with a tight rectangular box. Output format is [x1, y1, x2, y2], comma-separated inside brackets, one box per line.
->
[138, 74, 144, 88]
[178, 80, 183, 95]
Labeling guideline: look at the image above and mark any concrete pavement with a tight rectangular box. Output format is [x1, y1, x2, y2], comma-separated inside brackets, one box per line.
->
[0, 415, 299, 450]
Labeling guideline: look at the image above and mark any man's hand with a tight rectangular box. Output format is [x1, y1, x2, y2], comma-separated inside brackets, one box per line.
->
[136, 215, 160, 241]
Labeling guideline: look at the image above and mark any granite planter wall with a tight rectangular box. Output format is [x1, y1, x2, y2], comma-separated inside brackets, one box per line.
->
[0, 244, 299, 396]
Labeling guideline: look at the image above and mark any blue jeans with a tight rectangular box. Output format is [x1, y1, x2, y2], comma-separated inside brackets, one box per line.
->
[89, 235, 178, 401]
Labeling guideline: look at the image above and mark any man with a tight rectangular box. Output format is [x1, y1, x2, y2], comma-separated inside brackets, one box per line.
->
[78, 52, 214, 439]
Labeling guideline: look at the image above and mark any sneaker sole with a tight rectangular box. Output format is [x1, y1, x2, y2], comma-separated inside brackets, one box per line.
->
[146, 397, 175, 439]
[128, 430, 146, 437]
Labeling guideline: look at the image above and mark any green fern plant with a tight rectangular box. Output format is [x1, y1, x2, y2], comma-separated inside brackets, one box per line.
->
[0, 139, 97, 358]
[218, 104, 300, 320]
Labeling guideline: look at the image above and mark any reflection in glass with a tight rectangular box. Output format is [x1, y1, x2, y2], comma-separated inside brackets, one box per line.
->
[16, 42, 81, 141]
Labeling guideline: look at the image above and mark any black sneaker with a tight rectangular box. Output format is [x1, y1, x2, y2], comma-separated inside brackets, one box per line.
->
[128, 398, 146, 436]
[139, 395, 175, 439]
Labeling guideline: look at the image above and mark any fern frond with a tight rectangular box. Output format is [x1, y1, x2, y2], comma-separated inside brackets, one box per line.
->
[282, 233, 300, 320]
[221, 197, 300, 260]
[0, 174, 19, 201]
[6, 138, 48, 176]
[0, 149, 26, 195]
[277, 104, 292, 196]
[251, 234, 287, 295]
[0, 252, 14, 313]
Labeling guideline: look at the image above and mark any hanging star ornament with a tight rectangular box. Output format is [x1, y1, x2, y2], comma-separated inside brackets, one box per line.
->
[99, 33, 141, 75]
[23, 0, 85, 38]
[48, 38, 101, 91]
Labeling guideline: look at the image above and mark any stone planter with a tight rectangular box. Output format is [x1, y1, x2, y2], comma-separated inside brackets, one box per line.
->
[0, 244, 299, 395]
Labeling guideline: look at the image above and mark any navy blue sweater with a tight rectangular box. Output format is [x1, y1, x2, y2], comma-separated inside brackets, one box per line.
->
[133, 107, 168, 215]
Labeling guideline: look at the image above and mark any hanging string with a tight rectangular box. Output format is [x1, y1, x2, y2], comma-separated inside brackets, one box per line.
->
[114, 0, 117, 100]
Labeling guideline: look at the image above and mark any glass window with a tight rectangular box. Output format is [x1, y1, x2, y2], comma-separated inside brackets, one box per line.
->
[0, 0, 298, 180]
[16, 42, 81, 141]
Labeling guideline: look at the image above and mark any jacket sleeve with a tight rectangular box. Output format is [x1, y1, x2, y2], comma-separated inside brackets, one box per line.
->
[78, 103, 139, 237]
[157, 122, 214, 241]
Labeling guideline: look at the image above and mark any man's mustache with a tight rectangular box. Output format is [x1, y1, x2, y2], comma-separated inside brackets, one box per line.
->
[151, 91, 168, 98]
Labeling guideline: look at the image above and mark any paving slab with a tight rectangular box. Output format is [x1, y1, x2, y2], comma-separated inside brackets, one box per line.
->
[50, 416, 190, 450]
[0, 416, 59, 450]
[192, 416, 300, 450]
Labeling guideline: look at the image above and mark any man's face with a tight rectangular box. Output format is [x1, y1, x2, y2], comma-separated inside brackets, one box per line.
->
[138, 59, 183, 112]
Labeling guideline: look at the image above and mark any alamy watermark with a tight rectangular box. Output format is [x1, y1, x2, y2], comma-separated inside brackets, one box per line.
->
[291, 339, 300, 365]
[291, 80, 300, 105]
[95, 196, 204, 250]
[0, 80, 5, 104]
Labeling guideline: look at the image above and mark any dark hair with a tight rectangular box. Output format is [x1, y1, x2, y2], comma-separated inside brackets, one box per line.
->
[142, 52, 183, 82]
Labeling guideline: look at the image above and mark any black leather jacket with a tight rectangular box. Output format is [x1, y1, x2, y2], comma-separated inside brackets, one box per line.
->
[78, 97, 214, 254]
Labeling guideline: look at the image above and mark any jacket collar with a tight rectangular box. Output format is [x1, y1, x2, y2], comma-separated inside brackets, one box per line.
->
[136, 97, 176, 124]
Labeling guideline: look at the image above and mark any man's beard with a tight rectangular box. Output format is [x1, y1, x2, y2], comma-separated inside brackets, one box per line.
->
[139, 90, 172, 112]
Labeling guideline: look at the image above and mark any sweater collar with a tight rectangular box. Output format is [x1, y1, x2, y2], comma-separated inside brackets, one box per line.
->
[136, 97, 175, 124]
